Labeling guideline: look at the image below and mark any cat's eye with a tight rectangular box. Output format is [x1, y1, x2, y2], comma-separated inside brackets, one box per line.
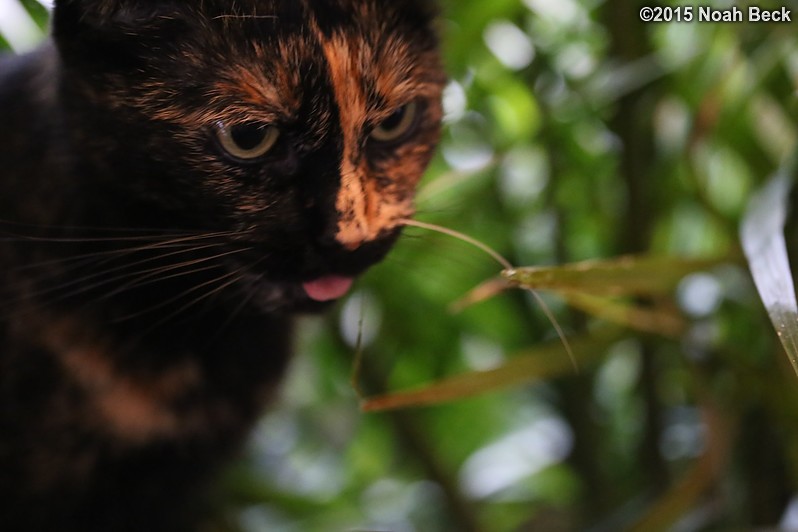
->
[370, 101, 419, 144]
[215, 121, 280, 161]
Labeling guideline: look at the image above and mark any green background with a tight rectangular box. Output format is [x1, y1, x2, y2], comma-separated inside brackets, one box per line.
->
[2, 0, 798, 530]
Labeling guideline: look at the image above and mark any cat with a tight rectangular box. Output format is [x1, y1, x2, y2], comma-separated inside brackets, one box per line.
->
[0, 1, 444, 530]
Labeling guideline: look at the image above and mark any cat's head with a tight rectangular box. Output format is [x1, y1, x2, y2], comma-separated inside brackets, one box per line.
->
[51, 0, 445, 311]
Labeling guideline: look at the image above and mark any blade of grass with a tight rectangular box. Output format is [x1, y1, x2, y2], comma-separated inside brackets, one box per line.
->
[449, 278, 512, 313]
[741, 155, 798, 377]
[399, 218, 577, 377]
[563, 292, 686, 337]
[502, 256, 726, 297]
[401, 218, 513, 270]
[361, 327, 623, 412]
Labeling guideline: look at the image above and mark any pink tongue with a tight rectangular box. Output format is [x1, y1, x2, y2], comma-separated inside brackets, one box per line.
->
[302, 276, 354, 302]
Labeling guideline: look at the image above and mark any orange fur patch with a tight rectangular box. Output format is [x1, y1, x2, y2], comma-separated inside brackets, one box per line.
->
[46, 321, 202, 443]
[317, 28, 438, 249]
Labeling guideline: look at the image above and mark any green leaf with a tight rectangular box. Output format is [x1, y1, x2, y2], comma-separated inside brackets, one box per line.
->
[19, 0, 51, 30]
[502, 255, 727, 297]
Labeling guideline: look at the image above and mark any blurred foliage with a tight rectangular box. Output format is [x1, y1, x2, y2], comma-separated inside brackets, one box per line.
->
[3, 0, 798, 530]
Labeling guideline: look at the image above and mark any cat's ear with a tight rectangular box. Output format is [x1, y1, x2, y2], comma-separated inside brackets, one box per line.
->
[53, 0, 167, 28]
[52, 0, 182, 69]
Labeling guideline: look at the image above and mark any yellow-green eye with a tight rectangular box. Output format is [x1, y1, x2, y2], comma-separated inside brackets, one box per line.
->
[215, 121, 280, 161]
[370, 101, 419, 144]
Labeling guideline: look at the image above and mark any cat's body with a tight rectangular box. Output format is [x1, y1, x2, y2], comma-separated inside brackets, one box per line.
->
[0, 1, 444, 530]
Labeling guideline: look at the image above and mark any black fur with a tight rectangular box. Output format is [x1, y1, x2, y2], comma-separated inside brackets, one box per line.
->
[0, 1, 443, 530]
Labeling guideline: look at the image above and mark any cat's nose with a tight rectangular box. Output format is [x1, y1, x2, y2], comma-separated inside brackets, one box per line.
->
[336, 207, 399, 251]
[334, 172, 405, 251]
[337, 223, 372, 251]
[319, 228, 402, 278]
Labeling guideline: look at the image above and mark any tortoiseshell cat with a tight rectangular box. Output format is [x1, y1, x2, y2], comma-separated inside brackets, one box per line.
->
[0, 1, 444, 530]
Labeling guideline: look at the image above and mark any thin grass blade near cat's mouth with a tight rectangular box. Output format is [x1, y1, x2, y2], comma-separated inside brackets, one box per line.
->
[354, 219, 727, 412]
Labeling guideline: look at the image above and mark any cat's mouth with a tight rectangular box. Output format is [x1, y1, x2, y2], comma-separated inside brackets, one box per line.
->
[301, 276, 354, 302]
[230, 229, 401, 313]
[233, 272, 353, 314]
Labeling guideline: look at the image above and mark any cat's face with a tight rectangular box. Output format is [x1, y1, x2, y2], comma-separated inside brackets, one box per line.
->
[52, 0, 444, 311]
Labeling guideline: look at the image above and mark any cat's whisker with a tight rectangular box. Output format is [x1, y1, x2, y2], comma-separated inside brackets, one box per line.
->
[97, 262, 233, 303]
[9, 243, 234, 304]
[98, 246, 254, 299]
[111, 269, 242, 324]
[217, 283, 258, 334]
[0, 218, 261, 242]
[11, 240, 230, 282]
[208, 265, 268, 343]
[122, 268, 250, 333]
[7, 240, 222, 274]
[0, 229, 243, 244]
[0, 225, 255, 322]
[0, 260, 231, 323]
[212, 15, 278, 20]
[3, 226, 252, 294]
[0, 246, 251, 321]
[1, 230, 243, 281]
[0, 217, 200, 234]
